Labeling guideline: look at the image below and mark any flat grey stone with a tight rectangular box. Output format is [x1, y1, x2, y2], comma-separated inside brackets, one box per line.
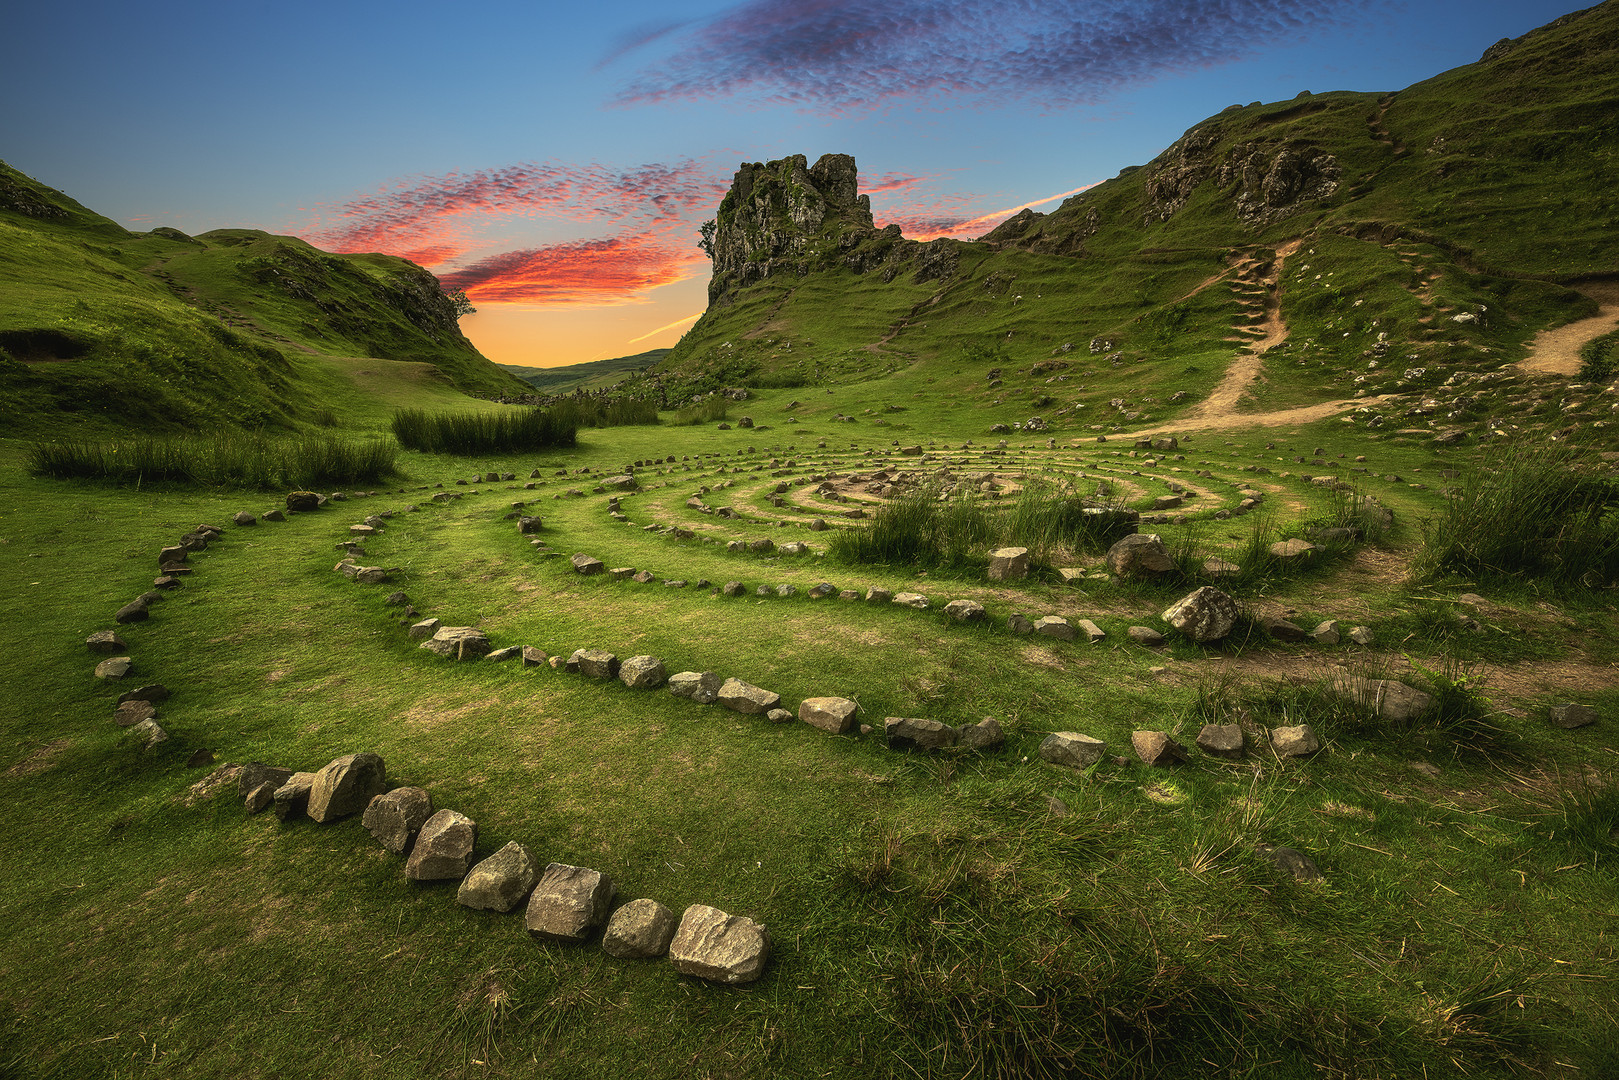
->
[95, 656, 133, 680]
[717, 678, 780, 714]
[944, 599, 986, 621]
[272, 772, 317, 821]
[1033, 616, 1075, 640]
[892, 592, 930, 610]
[1131, 730, 1187, 767]
[577, 649, 620, 679]
[419, 626, 492, 660]
[1196, 724, 1245, 758]
[1551, 703, 1598, 730]
[1258, 844, 1324, 882]
[668, 671, 722, 704]
[884, 716, 957, 751]
[86, 630, 127, 653]
[957, 717, 1004, 751]
[1127, 626, 1165, 645]
[1039, 732, 1105, 769]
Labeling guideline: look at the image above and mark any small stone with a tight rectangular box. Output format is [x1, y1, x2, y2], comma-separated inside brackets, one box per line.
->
[1196, 724, 1246, 758]
[944, 599, 986, 621]
[1258, 844, 1324, 883]
[987, 547, 1030, 581]
[1550, 703, 1599, 730]
[113, 600, 150, 625]
[669, 905, 770, 985]
[307, 752, 388, 823]
[419, 626, 492, 660]
[272, 772, 317, 821]
[95, 656, 133, 680]
[775, 584, 797, 597]
[244, 782, 277, 814]
[286, 491, 320, 512]
[362, 786, 433, 854]
[892, 592, 930, 610]
[262, 509, 286, 522]
[233, 511, 256, 526]
[620, 656, 667, 689]
[1033, 616, 1075, 640]
[602, 898, 678, 959]
[1039, 732, 1106, 769]
[113, 700, 157, 728]
[238, 762, 294, 800]
[866, 587, 893, 604]
[1131, 730, 1187, 767]
[1007, 614, 1034, 634]
[800, 697, 858, 734]
[1311, 620, 1341, 645]
[766, 707, 794, 724]
[1268, 538, 1317, 560]
[1106, 534, 1172, 576]
[524, 863, 615, 941]
[86, 630, 127, 653]
[1270, 725, 1321, 758]
[485, 646, 522, 662]
[458, 841, 541, 912]
[717, 678, 780, 714]
[408, 618, 442, 640]
[130, 718, 168, 748]
[577, 649, 620, 679]
[1046, 796, 1070, 817]
[1127, 626, 1165, 645]
[1161, 587, 1240, 643]
[957, 717, 1004, 751]
[1075, 618, 1105, 643]
[722, 581, 747, 597]
[1202, 557, 1241, 577]
[1262, 617, 1309, 642]
[571, 553, 605, 575]
[668, 671, 723, 704]
[884, 716, 957, 751]
[405, 809, 478, 881]
[1348, 626, 1374, 645]
[1329, 677, 1433, 723]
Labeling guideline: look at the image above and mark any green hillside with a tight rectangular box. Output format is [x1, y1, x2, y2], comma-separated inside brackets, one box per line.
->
[0, 162, 527, 434]
[650, 2, 1617, 433]
[501, 349, 670, 393]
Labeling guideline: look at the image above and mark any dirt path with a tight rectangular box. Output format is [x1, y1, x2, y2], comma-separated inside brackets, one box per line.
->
[1177, 240, 1300, 424]
[1515, 282, 1619, 376]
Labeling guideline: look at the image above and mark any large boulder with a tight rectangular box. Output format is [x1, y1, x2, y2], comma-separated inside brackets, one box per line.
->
[419, 627, 493, 660]
[307, 752, 387, 823]
[405, 809, 478, 880]
[457, 841, 540, 912]
[524, 863, 615, 941]
[1161, 587, 1240, 642]
[717, 679, 780, 715]
[800, 697, 858, 734]
[362, 786, 433, 854]
[669, 905, 770, 985]
[1039, 732, 1106, 769]
[1106, 533, 1173, 576]
[602, 898, 678, 959]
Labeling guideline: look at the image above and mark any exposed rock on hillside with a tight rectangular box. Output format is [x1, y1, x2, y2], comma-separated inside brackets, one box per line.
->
[706, 153, 968, 305]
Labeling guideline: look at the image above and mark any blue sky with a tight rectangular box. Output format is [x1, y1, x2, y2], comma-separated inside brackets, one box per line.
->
[0, 0, 1590, 366]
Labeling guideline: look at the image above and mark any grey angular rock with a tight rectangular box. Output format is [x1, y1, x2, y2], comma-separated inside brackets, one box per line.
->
[669, 904, 770, 985]
[408, 617, 442, 640]
[1348, 625, 1374, 645]
[1127, 626, 1165, 645]
[117, 684, 170, 705]
[272, 772, 317, 821]
[1033, 616, 1075, 640]
[286, 491, 320, 512]
[1007, 614, 1034, 634]
[112, 699, 157, 728]
[1039, 732, 1106, 769]
[1270, 725, 1321, 758]
[86, 630, 127, 653]
[307, 752, 387, 823]
[944, 599, 986, 621]
[1075, 618, 1105, 643]
[1106, 533, 1172, 576]
[799, 696, 858, 734]
[571, 553, 605, 575]
[987, 546, 1030, 581]
[419, 626, 493, 660]
[130, 718, 168, 748]
[233, 510, 256, 526]
[262, 508, 286, 522]
[577, 649, 620, 679]
[1161, 587, 1240, 642]
[722, 581, 747, 597]
[1131, 730, 1187, 767]
[1262, 616, 1309, 642]
[774, 584, 797, 597]
[1311, 620, 1341, 645]
[521, 646, 548, 667]
[238, 762, 294, 800]
[524, 863, 615, 940]
[620, 655, 667, 689]
[865, 587, 893, 604]
[717, 678, 780, 714]
[668, 671, 723, 704]
[956, 717, 1004, 751]
[602, 898, 678, 959]
[406, 809, 478, 881]
[1551, 703, 1599, 730]
[485, 646, 522, 662]
[458, 841, 540, 912]
[808, 582, 837, 599]
[95, 656, 133, 680]
[884, 716, 957, 751]
[113, 600, 150, 624]
[1196, 724, 1246, 758]
[892, 592, 930, 610]
[362, 786, 433, 854]
[766, 707, 795, 723]
[244, 781, 278, 814]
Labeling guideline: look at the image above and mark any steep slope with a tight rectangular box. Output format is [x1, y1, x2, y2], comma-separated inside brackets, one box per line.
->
[653, 2, 1618, 434]
[0, 161, 526, 433]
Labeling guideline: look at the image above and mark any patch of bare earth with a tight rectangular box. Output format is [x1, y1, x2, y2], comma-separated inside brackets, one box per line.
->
[4, 737, 73, 779]
[1516, 281, 1619, 376]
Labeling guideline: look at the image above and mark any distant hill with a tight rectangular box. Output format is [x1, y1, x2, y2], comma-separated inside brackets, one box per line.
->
[0, 161, 527, 433]
[651, 2, 1618, 424]
[500, 349, 669, 393]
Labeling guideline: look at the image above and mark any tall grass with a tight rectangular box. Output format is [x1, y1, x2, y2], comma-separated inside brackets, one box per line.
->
[391, 407, 577, 454]
[1004, 480, 1136, 564]
[828, 487, 995, 568]
[1413, 442, 1619, 587]
[546, 396, 660, 429]
[670, 396, 730, 425]
[28, 433, 396, 489]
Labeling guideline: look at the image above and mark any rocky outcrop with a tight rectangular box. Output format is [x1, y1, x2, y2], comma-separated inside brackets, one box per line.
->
[1142, 125, 1340, 227]
[705, 154, 968, 305]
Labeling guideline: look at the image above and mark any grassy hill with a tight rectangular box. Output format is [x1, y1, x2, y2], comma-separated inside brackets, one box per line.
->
[650, 1, 1617, 437]
[500, 349, 669, 394]
[0, 161, 528, 434]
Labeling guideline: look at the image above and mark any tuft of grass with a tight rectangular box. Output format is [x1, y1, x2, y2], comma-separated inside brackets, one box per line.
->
[26, 432, 396, 488]
[1003, 480, 1136, 565]
[828, 485, 996, 568]
[391, 406, 578, 454]
[1413, 441, 1619, 589]
[1578, 327, 1619, 384]
[670, 395, 731, 425]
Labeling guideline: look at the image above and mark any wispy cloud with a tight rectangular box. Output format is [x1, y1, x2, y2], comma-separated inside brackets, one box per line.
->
[611, 0, 1372, 111]
[437, 234, 702, 306]
[304, 159, 727, 267]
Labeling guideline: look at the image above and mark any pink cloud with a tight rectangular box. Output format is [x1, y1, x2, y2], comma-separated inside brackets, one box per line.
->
[437, 234, 704, 306]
